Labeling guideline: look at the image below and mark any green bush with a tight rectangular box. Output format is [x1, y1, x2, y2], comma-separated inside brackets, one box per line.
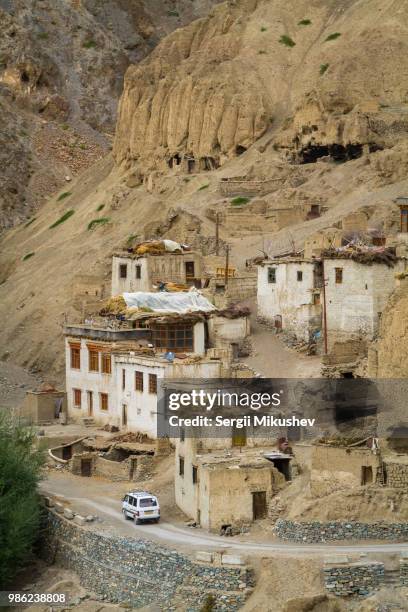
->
[87, 217, 110, 231]
[96, 204, 105, 212]
[22, 252, 35, 261]
[298, 19, 311, 26]
[83, 39, 97, 49]
[0, 414, 45, 588]
[325, 32, 341, 41]
[57, 191, 71, 202]
[260, 26, 267, 32]
[319, 63, 329, 75]
[258, 50, 267, 54]
[231, 196, 250, 206]
[49, 210, 75, 228]
[126, 233, 138, 246]
[198, 184, 209, 191]
[37, 32, 49, 40]
[279, 35, 295, 47]
[167, 10, 179, 16]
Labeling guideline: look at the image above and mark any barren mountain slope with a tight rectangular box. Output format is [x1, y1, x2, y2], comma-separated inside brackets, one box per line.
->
[1, 0, 408, 380]
[0, 0, 223, 230]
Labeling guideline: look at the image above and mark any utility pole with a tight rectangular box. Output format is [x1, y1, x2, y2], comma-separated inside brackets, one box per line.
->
[321, 260, 328, 354]
[215, 212, 220, 256]
[224, 245, 230, 288]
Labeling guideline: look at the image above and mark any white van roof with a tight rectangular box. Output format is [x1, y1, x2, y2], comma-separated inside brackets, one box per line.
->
[127, 490, 156, 498]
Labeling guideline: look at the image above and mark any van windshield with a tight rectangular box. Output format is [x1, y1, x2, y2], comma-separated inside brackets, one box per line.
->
[140, 498, 156, 507]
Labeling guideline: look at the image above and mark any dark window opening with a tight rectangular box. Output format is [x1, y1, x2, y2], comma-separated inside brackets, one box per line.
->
[297, 270, 303, 282]
[361, 465, 373, 485]
[81, 458, 92, 477]
[168, 154, 182, 168]
[119, 263, 127, 279]
[268, 267, 276, 283]
[192, 465, 198, 484]
[342, 371, 354, 379]
[335, 267, 343, 284]
[148, 373, 157, 394]
[135, 265, 141, 279]
[187, 158, 195, 173]
[179, 457, 184, 477]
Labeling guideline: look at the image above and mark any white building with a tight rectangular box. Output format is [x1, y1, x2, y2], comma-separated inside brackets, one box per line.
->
[323, 255, 405, 347]
[257, 258, 322, 341]
[111, 250, 202, 295]
[65, 292, 250, 437]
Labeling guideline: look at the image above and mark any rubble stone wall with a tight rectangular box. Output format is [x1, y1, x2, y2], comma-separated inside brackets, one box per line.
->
[274, 519, 408, 543]
[400, 554, 408, 586]
[323, 561, 385, 597]
[384, 461, 408, 488]
[39, 509, 250, 611]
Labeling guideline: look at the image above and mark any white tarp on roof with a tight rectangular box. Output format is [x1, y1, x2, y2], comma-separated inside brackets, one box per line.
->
[123, 289, 216, 313]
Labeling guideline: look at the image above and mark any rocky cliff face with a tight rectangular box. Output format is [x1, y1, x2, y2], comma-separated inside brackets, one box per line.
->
[114, 0, 408, 174]
[0, 0, 222, 230]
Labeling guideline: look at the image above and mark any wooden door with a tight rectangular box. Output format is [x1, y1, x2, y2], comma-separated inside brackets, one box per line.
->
[252, 491, 267, 520]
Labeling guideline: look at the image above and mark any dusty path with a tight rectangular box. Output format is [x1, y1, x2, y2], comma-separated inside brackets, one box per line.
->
[241, 300, 321, 378]
[41, 472, 408, 557]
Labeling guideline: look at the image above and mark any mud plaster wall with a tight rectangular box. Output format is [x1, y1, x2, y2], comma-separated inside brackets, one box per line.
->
[310, 445, 381, 496]
[39, 510, 250, 611]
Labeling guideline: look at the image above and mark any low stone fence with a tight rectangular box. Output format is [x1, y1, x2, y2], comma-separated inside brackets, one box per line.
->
[324, 561, 385, 597]
[274, 519, 408, 543]
[39, 507, 252, 611]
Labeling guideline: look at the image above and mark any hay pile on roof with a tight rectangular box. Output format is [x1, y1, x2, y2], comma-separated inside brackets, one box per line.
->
[322, 247, 398, 267]
[216, 305, 251, 319]
[132, 239, 189, 255]
[99, 295, 128, 316]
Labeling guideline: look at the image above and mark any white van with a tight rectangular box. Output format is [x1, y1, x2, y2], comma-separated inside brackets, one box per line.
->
[122, 491, 160, 524]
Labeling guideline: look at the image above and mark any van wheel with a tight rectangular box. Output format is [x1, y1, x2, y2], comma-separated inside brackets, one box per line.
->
[123, 510, 131, 520]
[134, 517, 141, 525]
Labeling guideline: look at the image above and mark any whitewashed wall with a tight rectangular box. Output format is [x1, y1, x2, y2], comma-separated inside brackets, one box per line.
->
[65, 338, 119, 427]
[324, 259, 404, 344]
[111, 256, 149, 295]
[257, 261, 320, 341]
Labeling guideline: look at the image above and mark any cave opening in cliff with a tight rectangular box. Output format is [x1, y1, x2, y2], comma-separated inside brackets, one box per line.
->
[168, 154, 181, 169]
[201, 157, 219, 171]
[187, 157, 196, 173]
[298, 143, 364, 164]
[235, 145, 247, 156]
[21, 71, 30, 83]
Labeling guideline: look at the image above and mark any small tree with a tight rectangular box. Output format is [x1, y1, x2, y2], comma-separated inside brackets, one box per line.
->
[0, 415, 44, 588]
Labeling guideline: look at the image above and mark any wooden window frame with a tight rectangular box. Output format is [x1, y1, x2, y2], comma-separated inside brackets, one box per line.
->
[335, 267, 343, 284]
[135, 371, 144, 392]
[88, 349, 99, 372]
[135, 264, 141, 279]
[73, 388, 82, 408]
[101, 353, 111, 374]
[148, 373, 157, 395]
[152, 324, 194, 352]
[297, 270, 303, 282]
[100, 392, 109, 411]
[119, 263, 128, 279]
[70, 345, 81, 370]
[122, 368, 126, 390]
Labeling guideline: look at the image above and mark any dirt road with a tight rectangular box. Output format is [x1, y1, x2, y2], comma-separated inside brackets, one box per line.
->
[242, 300, 321, 378]
[41, 472, 408, 557]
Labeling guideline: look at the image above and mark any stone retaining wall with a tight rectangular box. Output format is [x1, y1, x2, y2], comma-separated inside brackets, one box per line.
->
[39, 509, 252, 611]
[324, 561, 385, 597]
[401, 553, 408, 586]
[274, 519, 408, 543]
[384, 461, 408, 488]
